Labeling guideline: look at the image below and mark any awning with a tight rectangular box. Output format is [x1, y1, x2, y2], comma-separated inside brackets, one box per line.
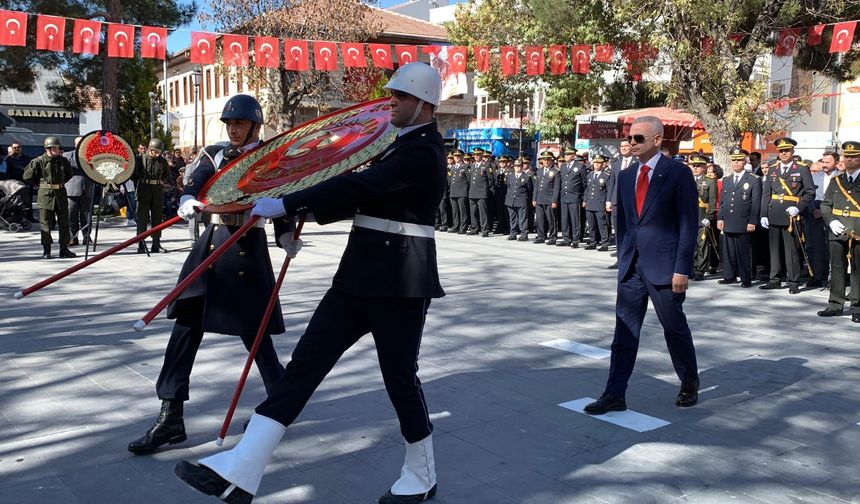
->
[615, 107, 703, 129]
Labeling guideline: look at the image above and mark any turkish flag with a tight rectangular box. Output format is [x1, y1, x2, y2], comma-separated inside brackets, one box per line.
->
[524, 46, 544, 75]
[341, 43, 366, 68]
[140, 26, 167, 59]
[107, 24, 135, 58]
[775, 28, 800, 57]
[284, 39, 308, 71]
[593, 44, 613, 63]
[223, 35, 248, 67]
[473, 46, 490, 72]
[830, 21, 856, 53]
[548, 45, 566, 74]
[36, 15, 65, 52]
[395, 45, 417, 65]
[190, 32, 216, 64]
[0, 10, 27, 47]
[369, 43, 393, 69]
[255, 36, 279, 68]
[448, 46, 467, 73]
[72, 19, 100, 55]
[808, 24, 824, 46]
[729, 33, 744, 46]
[500, 46, 519, 76]
[314, 41, 338, 71]
[571, 45, 590, 74]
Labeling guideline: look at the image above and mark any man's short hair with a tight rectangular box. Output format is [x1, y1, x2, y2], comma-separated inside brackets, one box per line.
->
[631, 116, 664, 137]
[822, 151, 840, 162]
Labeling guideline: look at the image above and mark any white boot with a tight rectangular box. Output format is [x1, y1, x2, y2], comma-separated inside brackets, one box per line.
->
[199, 414, 286, 496]
[390, 434, 436, 496]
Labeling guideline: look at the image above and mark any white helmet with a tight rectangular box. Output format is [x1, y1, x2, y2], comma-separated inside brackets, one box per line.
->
[384, 62, 442, 107]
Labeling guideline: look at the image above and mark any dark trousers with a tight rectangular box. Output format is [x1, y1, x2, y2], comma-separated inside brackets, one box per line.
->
[722, 231, 752, 283]
[137, 185, 164, 241]
[436, 196, 449, 229]
[752, 227, 770, 277]
[450, 197, 469, 232]
[560, 201, 582, 242]
[39, 205, 70, 248]
[585, 210, 609, 246]
[535, 203, 556, 240]
[605, 256, 698, 396]
[67, 195, 92, 241]
[256, 287, 433, 443]
[828, 239, 860, 313]
[694, 226, 711, 274]
[803, 213, 829, 282]
[768, 225, 801, 284]
[156, 298, 285, 402]
[469, 198, 489, 232]
[507, 205, 527, 235]
[494, 190, 508, 234]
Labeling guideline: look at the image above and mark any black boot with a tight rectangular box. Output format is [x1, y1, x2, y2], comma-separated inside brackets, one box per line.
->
[152, 239, 167, 253]
[59, 246, 77, 258]
[137, 243, 147, 254]
[42, 245, 52, 259]
[128, 400, 187, 454]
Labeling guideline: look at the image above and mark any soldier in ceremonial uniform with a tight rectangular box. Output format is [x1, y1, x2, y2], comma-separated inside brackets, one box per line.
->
[435, 154, 453, 231]
[818, 141, 860, 323]
[22, 136, 76, 259]
[532, 151, 560, 244]
[467, 148, 494, 236]
[493, 155, 510, 235]
[583, 152, 612, 250]
[448, 150, 469, 234]
[759, 137, 815, 294]
[716, 147, 761, 287]
[135, 138, 172, 253]
[505, 157, 533, 240]
[559, 148, 587, 247]
[128, 95, 298, 455]
[690, 155, 718, 280]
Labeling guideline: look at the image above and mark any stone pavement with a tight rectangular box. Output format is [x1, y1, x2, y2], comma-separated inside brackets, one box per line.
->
[1, 219, 859, 503]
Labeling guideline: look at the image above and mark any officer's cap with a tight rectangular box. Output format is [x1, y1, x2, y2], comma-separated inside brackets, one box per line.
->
[592, 153, 608, 163]
[513, 159, 522, 166]
[538, 150, 556, 160]
[452, 149, 464, 156]
[446, 154, 454, 160]
[774, 137, 797, 150]
[465, 154, 474, 161]
[472, 147, 484, 154]
[689, 154, 708, 165]
[729, 147, 749, 161]
[842, 141, 860, 158]
[563, 147, 577, 155]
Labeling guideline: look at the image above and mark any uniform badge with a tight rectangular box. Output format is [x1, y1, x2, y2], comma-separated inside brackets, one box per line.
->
[743, 182, 749, 190]
[573, 167, 579, 172]
[549, 171, 555, 178]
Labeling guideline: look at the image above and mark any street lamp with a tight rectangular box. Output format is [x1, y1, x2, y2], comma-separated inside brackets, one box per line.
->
[191, 68, 202, 151]
[147, 91, 157, 140]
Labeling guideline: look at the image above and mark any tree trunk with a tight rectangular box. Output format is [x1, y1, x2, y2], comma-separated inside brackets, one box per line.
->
[101, 0, 122, 131]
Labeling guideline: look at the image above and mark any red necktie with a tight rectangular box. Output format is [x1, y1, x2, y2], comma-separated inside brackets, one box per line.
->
[636, 164, 650, 216]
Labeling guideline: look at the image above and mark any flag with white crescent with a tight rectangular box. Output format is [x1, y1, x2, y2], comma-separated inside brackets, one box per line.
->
[774, 28, 800, 57]
[427, 46, 467, 101]
[72, 19, 101, 55]
[473, 46, 490, 72]
[829, 21, 856, 54]
[107, 23, 135, 58]
[369, 43, 393, 69]
[571, 44, 590, 74]
[448, 46, 467, 73]
[807, 24, 824, 46]
[223, 34, 249, 67]
[340, 42, 366, 68]
[140, 26, 167, 59]
[593, 44, 613, 63]
[0, 10, 27, 47]
[525, 46, 544, 75]
[190, 31, 216, 64]
[35, 15, 65, 52]
[255, 36, 280, 68]
[314, 41, 338, 71]
[394, 45, 417, 65]
[500, 46, 519, 76]
[284, 39, 309, 71]
[548, 45, 566, 74]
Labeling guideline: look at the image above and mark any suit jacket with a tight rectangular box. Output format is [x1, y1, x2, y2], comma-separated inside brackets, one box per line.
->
[505, 171, 532, 207]
[448, 162, 470, 198]
[468, 161, 494, 199]
[559, 162, 586, 203]
[62, 150, 94, 199]
[609, 156, 636, 206]
[534, 166, 560, 205]
[760, 161, 815, 226]
[717, 172, 761, 233]
[584, 169, 612, 211]
[616, 154, 698, 284]
[821, 171, 860, 242]
[279, 121, 446, 299]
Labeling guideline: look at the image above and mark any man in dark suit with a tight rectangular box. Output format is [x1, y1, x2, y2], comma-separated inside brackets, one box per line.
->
[532, 151, 560, 245]
[607, 140, 636, 269]
[63, 136, 95, 246]
[717, 147, 761, 287]
[558, 148, 586, 247]
[505, 157, 533, 240]
[174, 62, 445, 504]
[448, 149, 469, 234]
[585, 116, 700, 415]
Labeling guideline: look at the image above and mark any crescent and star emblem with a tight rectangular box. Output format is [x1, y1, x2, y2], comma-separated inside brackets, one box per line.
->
[400, 51, 412, 63]
[375, 48, 387, 59]
[320, 47, 332, 60]
[115, 30, 128, 48]
[290, 46, 302, 60]
[260, 42, 273, 54]
[147, 33, 160, 47]
[80, 26, 94, 41]
[836, 29, 850, 43]
[197, 38, 210, 54]
[230, 41, 243, 55]
[347, 47, 360, 60]
[44, 23, 58, 40]
[5, 18, 19, 34]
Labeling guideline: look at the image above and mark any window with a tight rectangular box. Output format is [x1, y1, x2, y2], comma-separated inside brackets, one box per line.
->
[183, 76, 189, 104]
[223, 72, 230, 95]
[821, 97, 830, 115]
[236, 70, 243, 92]
[479, 96, 501, 120]
[205, 69, 212, 100]
[214, 69, 220, 98]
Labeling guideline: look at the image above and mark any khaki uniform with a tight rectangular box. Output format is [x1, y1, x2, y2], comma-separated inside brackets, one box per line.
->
[22, 153, 74, 248]
[821, 172, 860, 314]
[135, 155, 171, 242]
[694, 174, 718, 276]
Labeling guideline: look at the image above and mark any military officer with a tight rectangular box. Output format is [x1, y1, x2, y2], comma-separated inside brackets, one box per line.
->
[448, 149, 470, 233]
[436, 154, 453, 231]
[135, 138, 172, 253]
[494, 155, 510, 235]
[689, 154, 718, 280]
[23, 136, 76, 259]
[759, 137, 816, 294]
[505, 157, 533, 240]
[467, 148, 494, 236]
[558, 148, 587, 247]
[582, 152, 612, 250]
[716, 147, 761, 287]
[532, 151, 560, 244]
[818, 140, 860, 323]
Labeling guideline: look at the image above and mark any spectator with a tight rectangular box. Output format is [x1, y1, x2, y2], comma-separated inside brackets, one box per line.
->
[63, 136, 95, 246]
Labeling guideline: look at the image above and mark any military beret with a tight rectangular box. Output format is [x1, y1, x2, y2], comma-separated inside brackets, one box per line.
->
[689, 154, 708, 165]
[842, 140, 860, 158]
[774, 137, 797, 150]
[729, 147, 749, 160]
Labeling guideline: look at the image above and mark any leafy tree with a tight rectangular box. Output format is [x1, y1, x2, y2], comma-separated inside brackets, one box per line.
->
[116, 57, 172, 149]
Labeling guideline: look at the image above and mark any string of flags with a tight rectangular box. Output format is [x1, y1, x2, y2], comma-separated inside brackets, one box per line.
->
[0, 9, 856, 77]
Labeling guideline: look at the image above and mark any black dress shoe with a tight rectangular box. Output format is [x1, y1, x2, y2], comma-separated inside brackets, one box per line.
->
[692, 274, 704, 281]
[378, 484, 437, 504]
[584, 244, 596, 250]
[546, 240, 556, 245]
[676, 383, 699, 407]
[439, 227, 447, 232]
[598, 245, 609, 251]
[583, 394, 626, 415]
[175, 461, 253, 504]
[128, 400, 186, 454]
[571, 242, 579, 249]
[610, 251, 617, 257]
[717, 278, 736, 285]
[759, 281, 781, 290]
[817, 307, 842, 317]
[741, 281, 752, 288]
[558, 240, 570, 246]
[447, 228, 457, 233]
[853, 313, 860, 323]
[480, 231, 489, 237]
[607, 262, 618, 270]
[788, 284, 800, 294]
[533, 238, 544, 244]
[465, 230, 477, 235]
[507, 234, 517, 240]
[59, 248, 77, 258]
[517, 235, 529, 241]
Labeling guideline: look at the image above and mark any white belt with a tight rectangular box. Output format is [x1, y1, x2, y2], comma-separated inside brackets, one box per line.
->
[211, 212, 266, 228]
[353, 214, 434, 239]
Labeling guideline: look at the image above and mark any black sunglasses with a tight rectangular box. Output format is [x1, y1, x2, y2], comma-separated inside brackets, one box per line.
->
[627, 134, 649, 144]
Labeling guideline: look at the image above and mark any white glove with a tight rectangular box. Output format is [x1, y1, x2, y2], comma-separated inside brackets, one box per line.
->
[278, 233, 303, 258]
[177, 195, 205, 221]
[760, 217, 769, 229]
[701, 218, 711, 227]
[250, 197, 287, 219]
[786, 206, 799, 217]
[829, 220, 846, 236]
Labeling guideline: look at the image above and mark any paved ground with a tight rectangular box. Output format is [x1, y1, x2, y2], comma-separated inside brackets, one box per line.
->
[1, 218, 859, 504]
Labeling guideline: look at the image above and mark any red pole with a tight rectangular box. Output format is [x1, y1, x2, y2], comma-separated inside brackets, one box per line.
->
[132, 216, 261, 332]
[215, 217, 305, 445]
[15, 215, 183, 300]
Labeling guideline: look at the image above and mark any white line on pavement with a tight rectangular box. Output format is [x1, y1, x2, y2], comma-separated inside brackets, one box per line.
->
[559, 397, 671, 432]
[540, 339, 611, 359]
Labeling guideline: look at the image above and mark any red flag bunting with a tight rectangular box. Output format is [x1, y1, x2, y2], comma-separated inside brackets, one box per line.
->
[107, 24, 135, 58]
[223, 35, 249, 67]
[341, 42, 366, 68]
[190, 32, 216, 64]
[473, 46, 490, 72]
[421, 45, 441, 55]
[500, 46, 519, 76]
[369, 43, 393, 69]
[395, 45, 417, 65]
[571, 44, 591, 74]
[729, 33, 744, 46]
[548, 45, 566, 74]
[830, 21, 856, 53]
[525, 46, 544, 75]
[808, 24, 824, 46]
[36, 15, 65, 52]
[140, 26, 167, 59]
[0, 10, 27, 47]
[72, 19, 100, 55]
[284, 39, 308, 71]
[775, 28, 800, 57]
[593, 44, 613, 63]
[314, 41, 338, 71]
[255, 36, 279, 68]
[700, 38, 713, 56]
[449, 46, 467, 73]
